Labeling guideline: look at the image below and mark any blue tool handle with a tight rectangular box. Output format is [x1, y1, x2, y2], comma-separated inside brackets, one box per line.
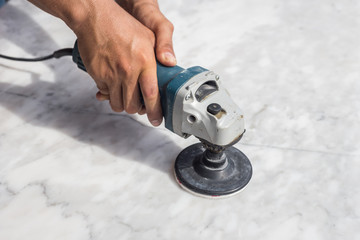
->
[72, 40, 208, 131]
[72, 40, 184, 97]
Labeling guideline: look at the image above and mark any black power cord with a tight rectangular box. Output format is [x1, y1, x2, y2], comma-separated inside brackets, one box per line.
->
[0, 48, 73, 62]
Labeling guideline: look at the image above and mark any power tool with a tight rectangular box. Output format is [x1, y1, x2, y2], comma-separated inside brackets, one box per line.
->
[0, 41, 252, 198]
[72, 42, 252, 198]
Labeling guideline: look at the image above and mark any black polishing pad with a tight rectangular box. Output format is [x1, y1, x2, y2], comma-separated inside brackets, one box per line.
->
[174, 143, 252, 198]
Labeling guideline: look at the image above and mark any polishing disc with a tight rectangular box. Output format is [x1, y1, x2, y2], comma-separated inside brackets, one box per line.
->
[174, 143, 252, 198]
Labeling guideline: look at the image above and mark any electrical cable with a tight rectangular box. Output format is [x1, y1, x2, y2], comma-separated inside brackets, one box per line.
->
[0, 48, 73, 62]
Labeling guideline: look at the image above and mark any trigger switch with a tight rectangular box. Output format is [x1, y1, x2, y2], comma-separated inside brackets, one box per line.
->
[207, 103, 222, 115]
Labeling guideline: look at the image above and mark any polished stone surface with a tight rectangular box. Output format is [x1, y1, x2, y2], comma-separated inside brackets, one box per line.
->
[0, 0, 359, 239]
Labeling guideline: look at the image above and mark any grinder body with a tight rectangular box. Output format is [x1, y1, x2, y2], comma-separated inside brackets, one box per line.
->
[72, 41, 245, 146]
[72, 41, 251, 198]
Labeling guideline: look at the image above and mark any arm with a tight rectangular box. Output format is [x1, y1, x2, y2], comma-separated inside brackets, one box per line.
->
[28, 0, 176, 126]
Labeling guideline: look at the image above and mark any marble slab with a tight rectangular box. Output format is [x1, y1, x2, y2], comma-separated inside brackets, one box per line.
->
[0, 0, 359, 239]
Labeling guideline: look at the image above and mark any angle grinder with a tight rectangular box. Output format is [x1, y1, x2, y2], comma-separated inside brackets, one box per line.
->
[0, 41, 253, 198]
[73, 42, 253, 198]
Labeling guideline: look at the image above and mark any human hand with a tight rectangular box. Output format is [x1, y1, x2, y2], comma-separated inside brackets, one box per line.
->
[96, 0, 177, 117]
[73, 0, 163, 126]
[29, 0, 175, 126]
[116, 0, 176, 67]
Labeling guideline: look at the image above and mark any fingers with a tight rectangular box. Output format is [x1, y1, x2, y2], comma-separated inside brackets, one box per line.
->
[139, 67, 163, 126]
[109, 83, 124, 112]
[77, 1, 166, 126]
[127, 2, 177, 67]
[138, 105, 146, 115]
[154, 20, 176, 66]
[122, 75, 142, 114]
[96, 91, 109, 101]
[96, 91, 147, 116]
[96, 84, 110, 101]
[93, 56, 157, 122]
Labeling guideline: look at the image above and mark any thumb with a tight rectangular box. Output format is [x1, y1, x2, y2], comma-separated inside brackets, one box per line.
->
[154, 21, 177, 66]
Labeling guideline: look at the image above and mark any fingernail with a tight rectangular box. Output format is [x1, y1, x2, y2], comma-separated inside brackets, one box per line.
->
[163, 52, 177, 65]
[151, 119, 161, 127]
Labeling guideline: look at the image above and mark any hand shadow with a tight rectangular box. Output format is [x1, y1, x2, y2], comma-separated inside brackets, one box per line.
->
[0, 4, 182, 175]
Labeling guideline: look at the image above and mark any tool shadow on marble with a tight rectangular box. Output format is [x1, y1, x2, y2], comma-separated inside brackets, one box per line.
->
[0, 5, 182, 175]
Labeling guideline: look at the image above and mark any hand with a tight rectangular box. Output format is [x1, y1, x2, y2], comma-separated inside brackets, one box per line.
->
[28, 0, 176, 126]
[97, 0, 177, 117]
[73, 0, 163, 126]
[116, 0, 176, 67]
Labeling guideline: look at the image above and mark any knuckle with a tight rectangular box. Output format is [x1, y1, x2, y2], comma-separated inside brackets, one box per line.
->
[117, 61, 133, 78]
[138, 51, 152, 65]
[166, 21, 174, 32]
[155, 19, 174, 33]
[98, 62, 115, 81]
[133, 45, 153, 65]
[95, 80, 109, 91]
[102, 70, 115, 83]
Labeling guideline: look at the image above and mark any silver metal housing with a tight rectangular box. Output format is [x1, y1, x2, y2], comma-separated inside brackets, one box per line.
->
[172, 71, 245, 146]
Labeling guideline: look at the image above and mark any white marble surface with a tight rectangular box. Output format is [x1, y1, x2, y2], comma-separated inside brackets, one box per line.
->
[1, 0, 359, 239]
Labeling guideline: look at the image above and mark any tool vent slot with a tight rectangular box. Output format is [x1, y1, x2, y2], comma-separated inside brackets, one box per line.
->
[195, 81, 218, 102]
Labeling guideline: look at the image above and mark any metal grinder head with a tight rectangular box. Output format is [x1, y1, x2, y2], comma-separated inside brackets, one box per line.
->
[170, 71, 252, 198]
